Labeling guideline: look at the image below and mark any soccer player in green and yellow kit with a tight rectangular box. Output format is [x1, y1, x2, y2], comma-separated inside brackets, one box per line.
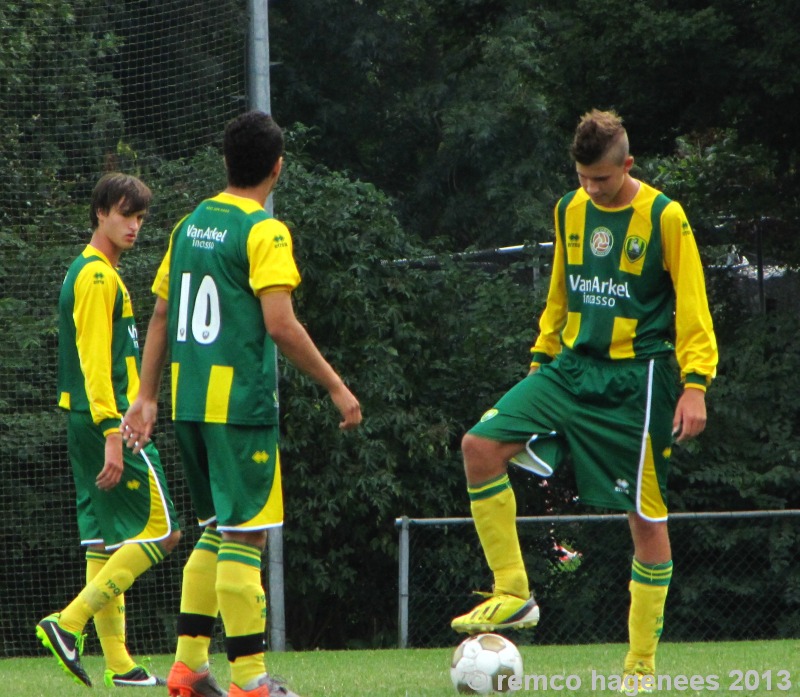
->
[122, 111, 361, 697]
[450, 109, 718, 694]
[38, 173, 181, 688]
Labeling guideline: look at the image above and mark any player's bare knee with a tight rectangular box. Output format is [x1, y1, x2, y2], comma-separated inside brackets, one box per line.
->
[629, 513, 671, 563]
[161, 529, 182, 554]
[462, 433, 509, 483]
[223, 529, 267, 551]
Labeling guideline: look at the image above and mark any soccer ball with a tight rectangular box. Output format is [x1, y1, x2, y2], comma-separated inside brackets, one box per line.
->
[450, 633, 523, 694]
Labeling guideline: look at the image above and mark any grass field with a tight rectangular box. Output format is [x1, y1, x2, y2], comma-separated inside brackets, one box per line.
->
[3, 640, 799, 697]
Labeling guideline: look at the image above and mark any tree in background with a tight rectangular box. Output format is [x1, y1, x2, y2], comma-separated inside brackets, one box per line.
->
[3, 0, 800, 651]
[269, 0, 800, 256]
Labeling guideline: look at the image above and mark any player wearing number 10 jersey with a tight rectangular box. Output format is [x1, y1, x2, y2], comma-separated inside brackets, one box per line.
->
[154, 194, 301, 426]
[122, 111, 361, 697]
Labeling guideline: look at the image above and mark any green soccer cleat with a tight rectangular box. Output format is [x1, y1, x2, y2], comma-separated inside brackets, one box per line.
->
[104, 664, 167, 687]
[450, 591, 540, 634]
[35, 613, 92, 687]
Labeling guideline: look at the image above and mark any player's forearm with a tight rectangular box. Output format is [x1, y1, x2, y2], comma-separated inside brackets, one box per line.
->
[138, 304, 169, 401]
[270, 319, 346, 394]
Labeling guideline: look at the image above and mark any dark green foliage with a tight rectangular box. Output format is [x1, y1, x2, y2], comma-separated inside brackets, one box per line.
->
[271, 135, 547, 647]
[3, 0, 800, 653]
[270, 0, 568, 248]
[671, 312, 800, 513]
[270, 0, 800, 256]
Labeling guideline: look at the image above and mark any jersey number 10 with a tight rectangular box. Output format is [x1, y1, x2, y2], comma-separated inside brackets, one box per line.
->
[177, 272, 221, 345]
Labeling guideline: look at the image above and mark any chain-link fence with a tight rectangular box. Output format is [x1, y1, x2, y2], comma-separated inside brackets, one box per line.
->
[397, 510, 800, 648]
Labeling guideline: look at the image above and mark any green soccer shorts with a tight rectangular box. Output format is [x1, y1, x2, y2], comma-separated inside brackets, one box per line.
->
[174, 421, 283, 531]
[67, 411, 180, 549]
[468, 350, 681, 520]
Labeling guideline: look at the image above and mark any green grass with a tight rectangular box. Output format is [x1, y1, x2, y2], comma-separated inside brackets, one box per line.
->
[4, 641, 799, 696]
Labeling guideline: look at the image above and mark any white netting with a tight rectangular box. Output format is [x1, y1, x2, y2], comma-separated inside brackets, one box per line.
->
[0, 0, 248, 657]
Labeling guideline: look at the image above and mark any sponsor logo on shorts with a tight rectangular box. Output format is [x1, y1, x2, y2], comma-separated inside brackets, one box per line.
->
[126, 480, 140, 491]
[252, 450, 269, 463]
[614, 478, 631, 495]
[480, 409, 499, 423]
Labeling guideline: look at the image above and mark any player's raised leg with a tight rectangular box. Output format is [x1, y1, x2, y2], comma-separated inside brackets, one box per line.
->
[451, 434, 539, 634]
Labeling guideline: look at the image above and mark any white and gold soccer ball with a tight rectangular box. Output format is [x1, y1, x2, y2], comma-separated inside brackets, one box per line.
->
[450, 633, 524, 694]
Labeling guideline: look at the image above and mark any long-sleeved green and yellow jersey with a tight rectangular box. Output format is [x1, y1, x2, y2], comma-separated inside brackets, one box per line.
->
[531, 181, 717, 387]
[58, 245, 140, 435]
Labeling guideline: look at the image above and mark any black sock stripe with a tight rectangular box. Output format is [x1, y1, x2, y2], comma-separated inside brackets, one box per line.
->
[225, 633, 265, 661]
[176, 613, 216, 638]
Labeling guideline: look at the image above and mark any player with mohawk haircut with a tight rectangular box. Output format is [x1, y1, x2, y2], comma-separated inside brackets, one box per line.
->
[452, 109, 718, 695]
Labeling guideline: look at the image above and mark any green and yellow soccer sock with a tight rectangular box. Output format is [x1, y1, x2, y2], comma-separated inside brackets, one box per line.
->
[469, 474, 529, 600]
[86, 549, 136, 675]
[60, 542, 165, 634]
[625, 558, 673, 674]
[217, 540, 267, 690]
[175, 528, 222, 672]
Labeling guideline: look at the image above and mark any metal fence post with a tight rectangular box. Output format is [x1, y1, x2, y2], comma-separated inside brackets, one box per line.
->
[249, 0, 286, 653]
[268, 526, 286, 651]
[397, 516, 410, 648]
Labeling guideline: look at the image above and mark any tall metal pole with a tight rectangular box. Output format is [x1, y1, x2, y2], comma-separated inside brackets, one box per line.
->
[248, 0, 271, 114]
[249, 0, 286, 652]
[397, 517, 410, 648]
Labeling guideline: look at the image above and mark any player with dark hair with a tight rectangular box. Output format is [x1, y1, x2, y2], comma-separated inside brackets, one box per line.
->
[38, 172, 181, 688]
[451, 109, 718, 693]
[122, 111, 362, 697]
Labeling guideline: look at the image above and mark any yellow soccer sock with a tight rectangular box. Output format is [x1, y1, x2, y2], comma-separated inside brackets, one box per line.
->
[60, 541, 165, 634]
[86, 549, 136, 675]
[175, 528, 222, 671]
[624, 559, 673, 674]
[217, 540, 267, 690]
[469, 474, 529, 599]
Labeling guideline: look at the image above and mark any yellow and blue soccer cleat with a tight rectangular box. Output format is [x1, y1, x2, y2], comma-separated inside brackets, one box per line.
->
[451, 591, 540, 634]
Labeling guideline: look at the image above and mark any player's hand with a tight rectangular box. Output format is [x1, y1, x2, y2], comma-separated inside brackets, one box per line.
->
[121, 398, 158, 455]
[97, 433, 124, 490]
[672, 387, 707, 443]
[330, 383, 362, 430]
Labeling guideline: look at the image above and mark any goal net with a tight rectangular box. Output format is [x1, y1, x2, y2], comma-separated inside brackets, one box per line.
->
[0, 0, 248, 657]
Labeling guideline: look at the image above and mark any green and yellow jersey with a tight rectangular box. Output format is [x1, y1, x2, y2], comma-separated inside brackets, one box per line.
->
[58, 245, 140, 435]
[152, 192, 301, 426]
[532, 181, 717, 387]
